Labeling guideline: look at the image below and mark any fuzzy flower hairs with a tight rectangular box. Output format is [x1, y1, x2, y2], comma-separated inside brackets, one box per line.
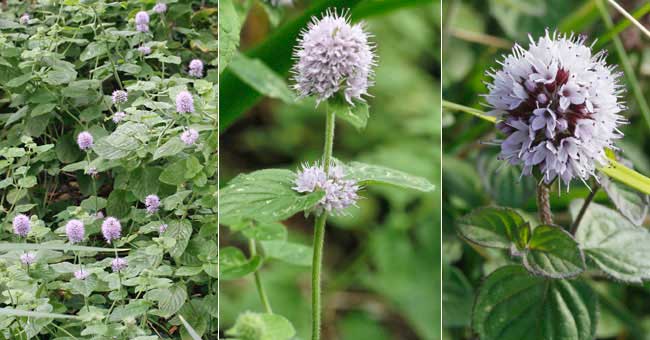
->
[292, 9, 376, 105]
[485, 30, 626, 189]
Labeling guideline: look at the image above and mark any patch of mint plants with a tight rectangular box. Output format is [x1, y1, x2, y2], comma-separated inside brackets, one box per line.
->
[0, 1, 217, 339]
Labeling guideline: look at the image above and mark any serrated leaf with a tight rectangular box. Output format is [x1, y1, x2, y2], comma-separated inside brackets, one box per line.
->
[571, 201, 650, 282]
[261, 240, 312, 266]
[457, 207, 530, 250]
[70, 276, 98, 297]
[472, 266, 597, 340]
[522, 224, 585, 278]
[30, 103, 57, 117]
[227, 312, 296, 340]
[229, 53, 294, 103]
[0, 243, 127, 253]
[219, 247, 263, 280]
[158, 284, 187, 318]
[601, 175, 648, 226]
[329, 96, 370, 129]
[220, 169, 324, 224]
[0, 308, 79, 320]
[240, 221, 287, 241]
[344, 161, 434, 192]
[6, 74, 32, 88]
[153, 138, 186, 160]
[219, 0, 242, 73]
[166, 220, 192, 258]
[80, 42, 107, 62]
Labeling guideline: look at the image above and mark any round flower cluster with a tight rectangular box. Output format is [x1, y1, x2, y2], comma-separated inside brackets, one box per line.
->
[13, 214, 31, 237]
[135, 11, 149, 32]
[145, 194, 160, 214]
[485, 31, 626, 187]
[20, 252, 36, 265]
[181, 128, 199, 145]
[176, 91, 194, 113]
[112, 111, 126, 123]
[159, 223, 168, 234]
[111, 257, 127, 272]
[74, 269, 90, 280]
[77, 131, 94, 151]
[86, 167, 98, 177]
[189, 59, 204, 78]
[138, 45, 151, 55]
[293, 162, 360, 215]
[292, 10, 376, 104]
[101, 217, 122, 243]
[112, 90, 128, 105]
[65, 219, 85, 244]
[19, 14, 29, 25]
[154, 3, 167, 14]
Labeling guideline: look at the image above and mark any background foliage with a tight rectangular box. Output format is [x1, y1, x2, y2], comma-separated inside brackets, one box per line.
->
[442, 0, 650, 339]
[219, 0, 441, 339]
[0, 1, 217, 339]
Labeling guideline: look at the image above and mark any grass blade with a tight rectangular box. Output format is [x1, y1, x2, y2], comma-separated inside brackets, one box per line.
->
[595, 2, 650, 48]
[0, 243, 128, 253]
[179, 315, 202, 340]
[442, 100, 496, 123]
[0, 308, 79, 319]
[595, 0, 650, 132]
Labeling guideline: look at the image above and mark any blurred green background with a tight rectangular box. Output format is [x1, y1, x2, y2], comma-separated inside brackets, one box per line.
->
[442, 0, 650, 339]
[220, 1, 441, 339]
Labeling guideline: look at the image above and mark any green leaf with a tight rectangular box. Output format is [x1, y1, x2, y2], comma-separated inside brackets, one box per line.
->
[159, 160, 187, 186]
[80, 42, 108, 62]
[218, 0, 242, 73]
[43, 66, 77, 85]
[571, 201, 650, 282]
[329, 96, 370, 130]
[166, 220, 193, 258]
[0, 308, 79, 320]
[227, 312, 296, 340]
[261, 240, 312, 266]
[109, 300, 151, 322]
[6, 74, 32, 88]
[600, 175, 648, 226]
[477, 149, 536, 208]
[153, 138, 186, 160]
[220, 169, 324, 224]
[344, 161, 434, 192]
[0, 243, 127, 253]
[472, 266, 598, 340]
[229, 53, 294, 103]
[240, 221, 287, 241]
[162, 190, 192, 210]
[522, 224, 585, 279]
[70, 275, 98, 297]
[106, 190, 130, 218]
[157, 284, 187, 318]
[219, 247, 263, 280]
[178, 315, 203, 340]
[30, 103, 57, 117]
[456, 207, 530, 250]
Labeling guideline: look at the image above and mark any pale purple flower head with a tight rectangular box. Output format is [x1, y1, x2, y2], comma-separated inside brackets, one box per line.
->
[159, 223, 168, 234]
[20, 252, 36, 265]
[180, 129, 199, 145]
[112, 111, 126, 123]
[111, 257, 128, 272]
[137, 45, 151, 55]
[293, 162, 359, 215]
[74, 269, 90, 280]
[135, 11, 149, 32]
[292, 10, 376, 104]
[145, 194, 160, 214]
[65, 219, 85, 244]
[189, 59, 204, 78]
[12, 214, 31, 237]
[486, 30, 626, 189]
[86, 167, 97, 176]
[154, 3, 168, 14]
[112, 90, 128, 105]
[175, 91, 194, 113]
[101, 217, 122, 243]
[77, 131, 94, 151]
[95, 211, 104, 219]
[19, 14, 29, 25]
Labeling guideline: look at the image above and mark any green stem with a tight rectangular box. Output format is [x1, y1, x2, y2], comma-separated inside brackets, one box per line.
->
[312, 107, 336, 340]
[571, 184, 599, 235]
[249, 239, 273, 314]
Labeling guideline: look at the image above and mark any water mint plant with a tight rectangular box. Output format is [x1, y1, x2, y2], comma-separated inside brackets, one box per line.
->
[443, 2, 650, 338]
[220, 8, 434, 340]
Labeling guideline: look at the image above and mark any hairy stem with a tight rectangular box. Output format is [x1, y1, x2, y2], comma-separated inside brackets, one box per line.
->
[249, 239, 273, 314]
[312, 107, 335, 340]
[571, 185, 599, 235]
[536, 183, 553, 225]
